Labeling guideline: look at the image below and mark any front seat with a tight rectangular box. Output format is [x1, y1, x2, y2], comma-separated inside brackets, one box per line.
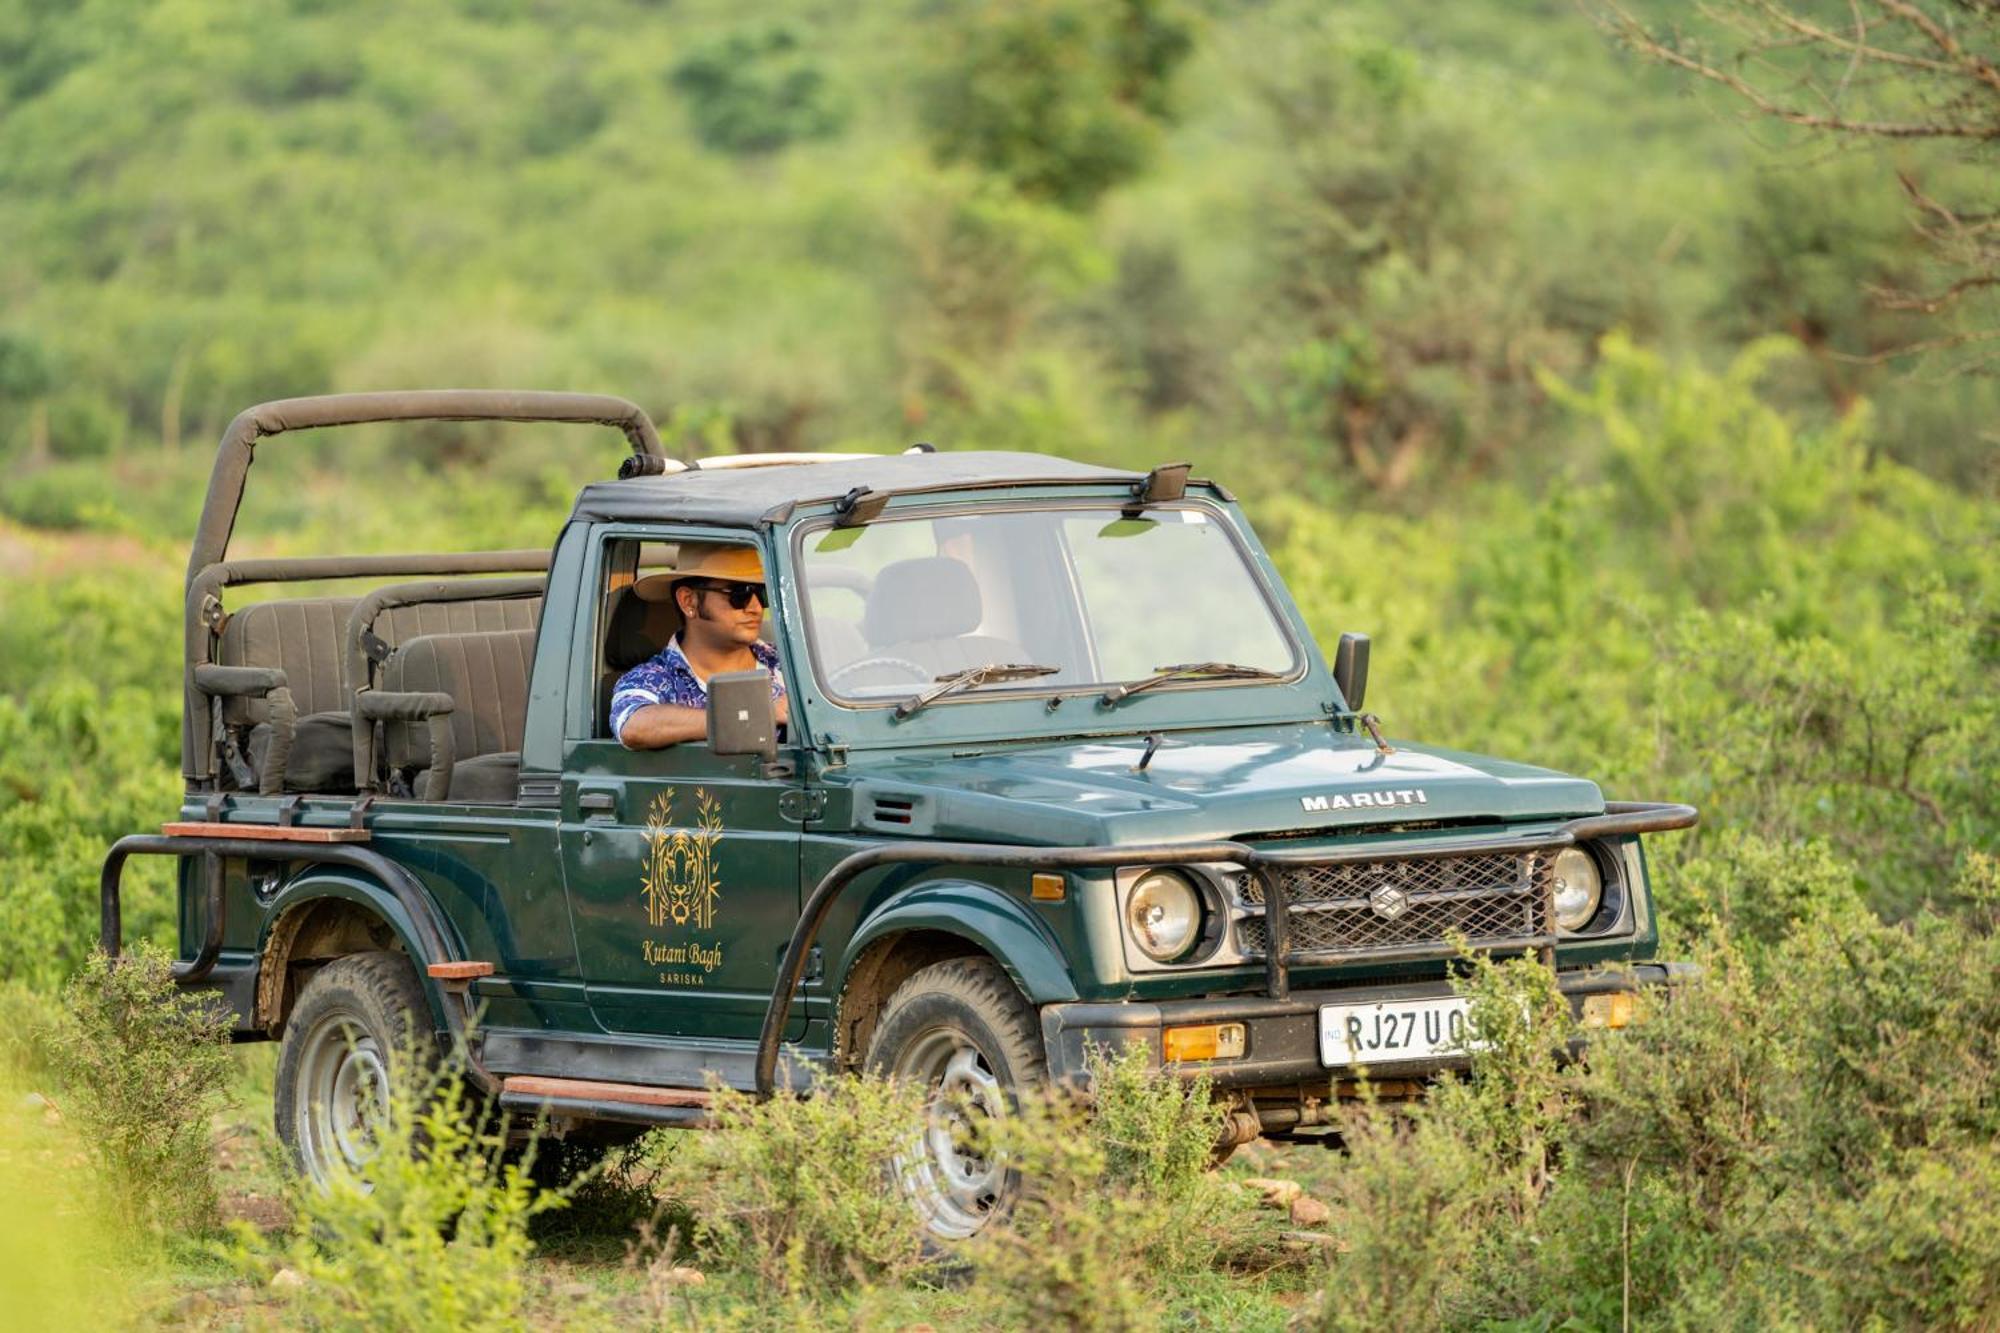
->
[857, 557, 1028, 680]
[599, 576, 685, 732]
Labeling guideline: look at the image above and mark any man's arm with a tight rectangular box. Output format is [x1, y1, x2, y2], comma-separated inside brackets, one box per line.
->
[617, 702, 707, 749]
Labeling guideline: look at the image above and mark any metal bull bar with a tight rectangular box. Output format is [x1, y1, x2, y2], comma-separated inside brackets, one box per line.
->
[753, 801, 1697, 1098]
[98, 833, 498, 1094]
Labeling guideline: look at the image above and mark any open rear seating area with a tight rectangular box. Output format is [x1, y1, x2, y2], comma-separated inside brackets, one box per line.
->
[204, 581, 543, 801]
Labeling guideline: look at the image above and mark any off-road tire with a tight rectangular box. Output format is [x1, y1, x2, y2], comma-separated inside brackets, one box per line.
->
[275, 950, 437, 1186]
[864, 956, 1047, 1241]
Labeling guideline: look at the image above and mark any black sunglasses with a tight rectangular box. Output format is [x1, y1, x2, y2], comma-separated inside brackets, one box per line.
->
[686, 579, 766, 610]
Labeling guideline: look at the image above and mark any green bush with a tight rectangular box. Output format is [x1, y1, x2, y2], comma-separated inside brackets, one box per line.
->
[46, 945, 234, 1238]
[1654, 585, 1998, 911]
[1812, 1141, 2000, 1329]
[1085, 1037, 1224, 1206]
[965, 1100, 1163, 1331]
[1306, 855, 2000, 1329]
[963, 1045, 1252, 1330]
[648, 1075, 934, 1300]
[234, 1045, 571, 1332]
[0, 673, 182, 986]
[1309, 1104, 1488, 1332]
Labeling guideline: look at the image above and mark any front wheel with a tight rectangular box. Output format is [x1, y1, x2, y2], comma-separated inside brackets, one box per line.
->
[864, 956, 1047, 1241]
[274, 950, 436, 1187]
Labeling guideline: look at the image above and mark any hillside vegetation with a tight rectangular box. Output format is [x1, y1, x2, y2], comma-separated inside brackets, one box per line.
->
[0, 0, 1994, 1328]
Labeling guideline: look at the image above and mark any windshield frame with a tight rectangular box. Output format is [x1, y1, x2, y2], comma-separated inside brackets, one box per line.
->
[789, 496, 1308, 714]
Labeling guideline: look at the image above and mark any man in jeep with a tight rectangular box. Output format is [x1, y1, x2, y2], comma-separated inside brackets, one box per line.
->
[103, 391, 1697, 1244]
[609, 543, 788, 748]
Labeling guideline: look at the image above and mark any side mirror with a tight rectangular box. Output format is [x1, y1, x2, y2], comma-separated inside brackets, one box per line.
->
[707, 670, 777, 762]
[1333, 632, 1370, 713]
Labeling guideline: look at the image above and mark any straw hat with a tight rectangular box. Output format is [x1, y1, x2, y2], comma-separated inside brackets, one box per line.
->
[632, 543, 765, 603]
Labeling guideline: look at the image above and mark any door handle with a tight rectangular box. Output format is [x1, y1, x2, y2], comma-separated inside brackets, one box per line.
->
[578, 790, 618, 817]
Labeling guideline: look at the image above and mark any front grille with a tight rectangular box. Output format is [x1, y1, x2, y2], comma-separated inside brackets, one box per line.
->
[1234, 850, 1551, 958]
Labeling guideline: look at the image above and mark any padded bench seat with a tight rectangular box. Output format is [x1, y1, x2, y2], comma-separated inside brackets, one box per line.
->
[443, 751, 522, 805]
[215, 598, 359, 793]
[377, 627, 535, 803]
[209, 585, 542, 796]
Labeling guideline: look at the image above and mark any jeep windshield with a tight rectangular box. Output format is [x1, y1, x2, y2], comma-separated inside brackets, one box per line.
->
[798, 505, 1299, 704]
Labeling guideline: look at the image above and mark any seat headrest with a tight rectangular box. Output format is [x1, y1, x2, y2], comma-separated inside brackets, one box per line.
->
[863, 557, 983, 646]
[605, 584, 684, 670]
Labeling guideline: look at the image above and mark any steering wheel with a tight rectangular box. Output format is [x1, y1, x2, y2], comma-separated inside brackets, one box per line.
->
[827, 655, 932, 689]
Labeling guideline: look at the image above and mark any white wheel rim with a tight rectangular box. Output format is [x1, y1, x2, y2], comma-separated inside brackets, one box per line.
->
[294, 1012, 388, 1187]
[891, 1026, 1011, 1240]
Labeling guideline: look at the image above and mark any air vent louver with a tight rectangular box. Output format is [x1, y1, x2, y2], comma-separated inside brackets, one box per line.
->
[859, 789, 932, 833]
[871, 796, 916, 825]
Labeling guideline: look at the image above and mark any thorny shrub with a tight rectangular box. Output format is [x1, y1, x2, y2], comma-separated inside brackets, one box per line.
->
[231, 1045, 572, 1333]
[1085, 1037, 1226, 1207]
[962, 1044, 1251, 1331]
[635, 1044, 1250, 1328]
[648, 1074, 935, 1300]
[1306, 953, 1573, 1332]
[1309, 1104, 1487, 1333]
[46, 945, 233, 1238]
[1311, 852, 2000, 1330]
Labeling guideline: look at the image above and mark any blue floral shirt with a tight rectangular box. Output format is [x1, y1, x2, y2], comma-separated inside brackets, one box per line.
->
[610, 636, 786, 747]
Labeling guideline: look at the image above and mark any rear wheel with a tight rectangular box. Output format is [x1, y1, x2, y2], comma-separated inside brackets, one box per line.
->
[275, 950, 436, 1186]
[864, 956, 1046, 1241]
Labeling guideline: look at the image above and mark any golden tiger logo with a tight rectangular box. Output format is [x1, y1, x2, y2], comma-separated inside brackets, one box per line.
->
[641, 787, 723, 930]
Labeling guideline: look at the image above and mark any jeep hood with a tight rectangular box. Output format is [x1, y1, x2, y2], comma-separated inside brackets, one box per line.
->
[833, 721, 1603, 846]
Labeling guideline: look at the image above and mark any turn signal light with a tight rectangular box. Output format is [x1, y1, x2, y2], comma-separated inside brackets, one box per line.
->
[1162, 1022, 1246, 1063]
[1580, 992, 1637, 1029]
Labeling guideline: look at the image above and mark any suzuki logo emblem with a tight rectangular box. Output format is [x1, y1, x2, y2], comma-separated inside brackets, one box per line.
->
[1370, 885, 1410, 920]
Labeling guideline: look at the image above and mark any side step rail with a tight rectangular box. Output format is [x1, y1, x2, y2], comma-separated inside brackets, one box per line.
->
[498, 1076, 713, 1128]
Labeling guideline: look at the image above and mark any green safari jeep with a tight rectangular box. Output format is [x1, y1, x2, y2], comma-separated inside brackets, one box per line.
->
[102, 391, 1695, 1239]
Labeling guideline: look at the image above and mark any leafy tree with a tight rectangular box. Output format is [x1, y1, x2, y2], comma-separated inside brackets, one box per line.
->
[1242, 19, 1580, 495]
[1596, 0, 2000, 371]
[918, 0, 1194, 210]
[670, 25, 846, 156]
[1721, 157, 1933, 411]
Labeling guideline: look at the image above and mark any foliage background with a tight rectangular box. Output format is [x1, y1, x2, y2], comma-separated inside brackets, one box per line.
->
[0, 0, 1990, 978]
[0, 0, 1994, 1325]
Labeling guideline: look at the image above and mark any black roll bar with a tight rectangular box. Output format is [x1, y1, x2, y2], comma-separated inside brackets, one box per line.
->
[753, 801, 1698, 1097]
[179, 387, 667, 787]
[100, 833, 496, 1094]
[187, 389, 672, 584]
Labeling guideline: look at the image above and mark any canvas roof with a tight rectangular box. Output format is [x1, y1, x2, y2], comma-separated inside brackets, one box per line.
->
[569, 450, 1152, 527]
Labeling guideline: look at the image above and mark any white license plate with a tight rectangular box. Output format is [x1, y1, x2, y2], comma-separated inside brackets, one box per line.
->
[1319, 995, 1480, 1068]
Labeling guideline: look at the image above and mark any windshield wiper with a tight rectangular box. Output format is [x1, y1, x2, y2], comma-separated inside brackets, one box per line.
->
[893, 663, 1062, 720]
[1099, 661, 1284, 706]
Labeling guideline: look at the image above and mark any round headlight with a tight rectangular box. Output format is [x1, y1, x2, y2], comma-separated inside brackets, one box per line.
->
[1127, 869, 1203, 962]
[1552, 847, 1604, 932]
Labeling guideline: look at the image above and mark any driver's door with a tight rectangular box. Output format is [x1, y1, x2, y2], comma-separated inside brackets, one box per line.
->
[560, 740, 799, 1040]
[555, 526, 803, 1041]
